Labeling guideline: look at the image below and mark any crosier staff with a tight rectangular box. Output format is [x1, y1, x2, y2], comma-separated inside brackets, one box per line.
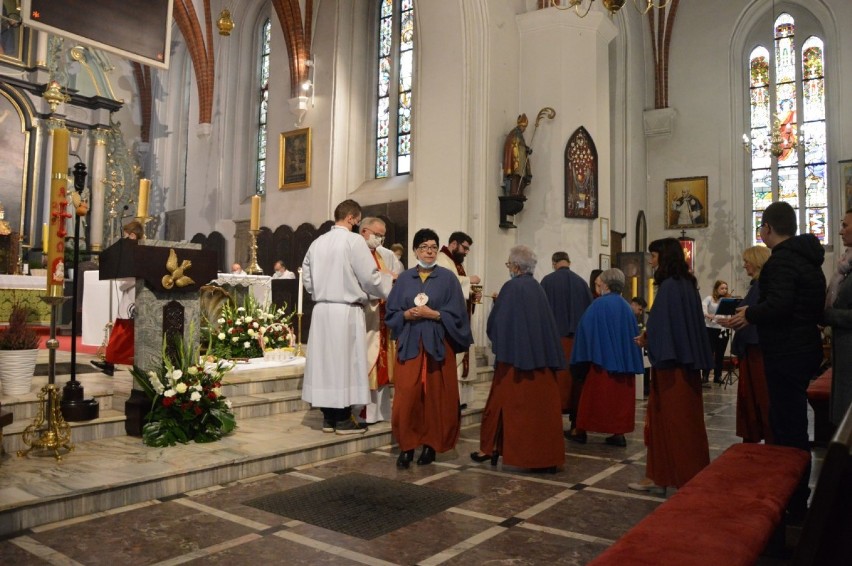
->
[516, 107, 557, 190]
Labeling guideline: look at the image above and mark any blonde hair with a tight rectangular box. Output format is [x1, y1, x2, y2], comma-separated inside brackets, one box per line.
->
[742, 245, 771, 280]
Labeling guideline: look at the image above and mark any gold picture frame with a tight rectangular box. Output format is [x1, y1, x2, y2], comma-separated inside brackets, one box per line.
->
[665, 176, 708, 229]
[279, 127, 311, 190]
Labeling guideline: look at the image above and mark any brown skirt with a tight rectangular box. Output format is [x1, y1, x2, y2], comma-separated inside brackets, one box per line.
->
[736, 345, 773, 444]
[576, 364, 636, 435]
[391, 340, 460, 453]
[645, 366, 710, 488]
[555, 336, 580, 413]
[479, 362, 565, 469]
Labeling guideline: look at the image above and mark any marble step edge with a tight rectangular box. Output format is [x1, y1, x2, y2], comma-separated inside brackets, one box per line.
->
[2, 409, 127, 454]
[0, 409, 484, 536]
[0, 389, 116, 420]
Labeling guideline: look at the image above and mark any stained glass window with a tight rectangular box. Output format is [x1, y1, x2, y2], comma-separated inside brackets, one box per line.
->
[375, 0, 415, 178]
[256, 19, 271, 195]
[747, 13, 828, 245]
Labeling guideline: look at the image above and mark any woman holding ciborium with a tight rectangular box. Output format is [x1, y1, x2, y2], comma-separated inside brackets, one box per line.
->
[386, 229, 473, 469]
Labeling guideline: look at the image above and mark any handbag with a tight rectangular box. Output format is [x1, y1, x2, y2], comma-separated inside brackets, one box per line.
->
[105, 318, 135, 365]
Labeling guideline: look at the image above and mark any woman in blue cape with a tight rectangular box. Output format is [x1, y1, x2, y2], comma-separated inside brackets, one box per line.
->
[386, 228, 472, 469]
[631, 238, 712, 493]
[570, 268, 644, 447]
[471, 245, 565, 471]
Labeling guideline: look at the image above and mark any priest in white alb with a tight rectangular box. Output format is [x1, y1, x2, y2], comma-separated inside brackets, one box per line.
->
[301, 200, 394, 435]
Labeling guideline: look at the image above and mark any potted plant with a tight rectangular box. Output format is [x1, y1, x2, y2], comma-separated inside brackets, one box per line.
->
[0, 304, 40, 396]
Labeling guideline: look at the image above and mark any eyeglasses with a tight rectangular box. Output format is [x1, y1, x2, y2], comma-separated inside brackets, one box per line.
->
[505, 262, 514, 268]
[417, 245, 438, 252]
[460, 244, 471, 252]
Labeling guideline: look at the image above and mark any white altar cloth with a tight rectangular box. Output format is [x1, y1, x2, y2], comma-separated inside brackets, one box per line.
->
[212, 273, 272, 307]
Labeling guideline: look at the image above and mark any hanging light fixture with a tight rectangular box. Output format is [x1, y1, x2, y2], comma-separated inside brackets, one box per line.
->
[678, 230, 696, 273]
[552, 0, 670, 18]
[217, 8, 235, 36]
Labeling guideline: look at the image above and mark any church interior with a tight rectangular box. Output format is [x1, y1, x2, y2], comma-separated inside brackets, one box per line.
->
[1, 0, 851, 563]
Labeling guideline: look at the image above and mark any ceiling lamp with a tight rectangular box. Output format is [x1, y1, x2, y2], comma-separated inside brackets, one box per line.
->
[553, 0, 670, 18]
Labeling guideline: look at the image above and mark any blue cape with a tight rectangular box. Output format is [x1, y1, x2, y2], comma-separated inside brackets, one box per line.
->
[646, 277, 713, 370]
[570, 293, 644, 374]
[487, 274, 566, 371]
[386, 266, 473, 362]
[540, 267, 594, 337]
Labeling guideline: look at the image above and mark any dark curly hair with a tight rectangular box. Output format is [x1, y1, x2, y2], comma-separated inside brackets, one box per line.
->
[649, 237, 696, 288]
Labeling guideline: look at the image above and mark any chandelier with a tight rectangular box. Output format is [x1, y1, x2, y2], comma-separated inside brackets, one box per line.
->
[551, 0, 671, 18]
[742, 114, 798, 159]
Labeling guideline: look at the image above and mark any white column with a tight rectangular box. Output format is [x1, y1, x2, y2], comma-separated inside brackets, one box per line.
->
[89, 129, 108, 251]
[516, 7, 617, 280]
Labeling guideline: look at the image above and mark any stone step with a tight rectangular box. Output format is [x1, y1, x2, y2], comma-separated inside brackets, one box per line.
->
[2, 408, 127, 454]
[0, 387, 116, 422]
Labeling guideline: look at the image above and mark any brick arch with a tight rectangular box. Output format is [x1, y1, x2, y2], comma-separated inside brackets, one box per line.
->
[173, 0, 215, 125]
[271, 0, 313, 98]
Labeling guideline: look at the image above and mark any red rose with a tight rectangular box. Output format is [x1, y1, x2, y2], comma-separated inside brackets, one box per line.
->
[194, 406, 203, 415]
[162, 397, 174, 407]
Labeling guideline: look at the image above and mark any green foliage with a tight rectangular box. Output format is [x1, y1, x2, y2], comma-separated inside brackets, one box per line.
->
[0, 304, 40, 350]
[209, 294, 296, 359]
[130, 331, 236, 447]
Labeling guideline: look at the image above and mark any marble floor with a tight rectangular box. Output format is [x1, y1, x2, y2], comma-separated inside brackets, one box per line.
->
[0, 362, 815, 565]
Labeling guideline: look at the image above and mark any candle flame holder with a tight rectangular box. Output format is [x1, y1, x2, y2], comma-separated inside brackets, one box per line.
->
[247, 229, 263, 275]
[295, 312, 304, 357]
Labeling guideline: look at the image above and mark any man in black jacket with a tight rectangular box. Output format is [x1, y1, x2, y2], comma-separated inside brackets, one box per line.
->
[726, 201, 825, 520]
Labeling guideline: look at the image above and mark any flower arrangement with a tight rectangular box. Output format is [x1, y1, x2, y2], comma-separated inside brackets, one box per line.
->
[0, 304, 40, 350]
[209, 295, 295, 360]
[131, 331, 236, 447]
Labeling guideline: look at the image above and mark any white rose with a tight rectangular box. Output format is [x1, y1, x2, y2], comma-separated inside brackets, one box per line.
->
[232, 337, 238, 343]
[245, 316, 253, 323]
[211, 387, 221, 398]
[248, 329, 255, 337]
[225, 399, 233, 409]
[237, 307, 245, 312]
[164, 389, 176, 397]
[263, 336, 270, 344]
[190, 391, 201, 402]
[218, 332, 226, 340]
[171, 369, 183, 381]
[217, 318, 225, 325]
[187, 366, 199, 376]
[243, 341, 251, 349]
[192, 383, 202, 391]
[253, 322, 259, 329]
[175, 382, 188, 394]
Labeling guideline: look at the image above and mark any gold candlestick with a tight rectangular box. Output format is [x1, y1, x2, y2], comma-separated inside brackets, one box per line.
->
[18, 296, 73, 461]
[296, 312, 304, 357]
[247, 229, 263, 275]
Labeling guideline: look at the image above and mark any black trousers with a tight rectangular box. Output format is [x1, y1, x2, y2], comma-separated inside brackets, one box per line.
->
[320, 407, 352, 423]
[704, 327, 730, 382]
[763, 348, 823, 511]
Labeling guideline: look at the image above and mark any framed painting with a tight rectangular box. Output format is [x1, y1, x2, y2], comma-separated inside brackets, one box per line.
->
[665, 176, 708, 229]
[599, 254, 610, 270]
[279, 127, 311, 190]
[564, 126, 599, 219]
[840, 159, 852, 211]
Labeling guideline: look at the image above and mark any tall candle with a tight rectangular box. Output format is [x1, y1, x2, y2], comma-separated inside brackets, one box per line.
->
[42, 223, 48, 249]
[137, 178, 150, 219]
[631, 276, 638, 299]
[250, 195, 261, 231]
[297, 267, 304, 314]
[647, 279, 655, 310]
[47, 127, 69, 296]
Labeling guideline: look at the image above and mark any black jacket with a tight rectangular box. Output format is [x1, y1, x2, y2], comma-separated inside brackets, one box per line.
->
[745, 234, 825, 356]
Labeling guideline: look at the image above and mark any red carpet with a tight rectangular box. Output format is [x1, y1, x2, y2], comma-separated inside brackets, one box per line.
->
[33, 327, 100, 355]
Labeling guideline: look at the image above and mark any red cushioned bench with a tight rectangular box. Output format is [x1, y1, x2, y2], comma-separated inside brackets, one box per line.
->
[806, 368, 834, 444]
[588, 443, 810, 566]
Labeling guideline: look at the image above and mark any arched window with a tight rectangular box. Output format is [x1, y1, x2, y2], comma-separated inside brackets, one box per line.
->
[747, 12, 828, 245]
[375, 0, 414, 179]
[255, 18, 271, 195]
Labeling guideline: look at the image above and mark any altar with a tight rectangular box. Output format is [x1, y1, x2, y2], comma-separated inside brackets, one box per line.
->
[0, 274, 51, 324]
[211, 273, 272, 307]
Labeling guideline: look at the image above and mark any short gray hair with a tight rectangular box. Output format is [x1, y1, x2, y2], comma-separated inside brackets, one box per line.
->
[600, 268, 626, 294]
[360, 217, 385, 230]
[508, 245, 537, 274]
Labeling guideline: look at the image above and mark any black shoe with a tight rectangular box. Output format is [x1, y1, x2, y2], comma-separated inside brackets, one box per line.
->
[564, 429, 587, 444]
[605, 434, 627, 447]
[90, 360, 114, 376]
[470, 451, 491, 463]
[321, 419, 335, 433]
[490, 451, 500, 466]
[416, 445, 436, 465]
[396, 449, 414, 469]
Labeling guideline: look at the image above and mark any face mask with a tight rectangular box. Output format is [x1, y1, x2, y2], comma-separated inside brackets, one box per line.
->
[417, 259, 436, 269]
[366, 235, 382, 249]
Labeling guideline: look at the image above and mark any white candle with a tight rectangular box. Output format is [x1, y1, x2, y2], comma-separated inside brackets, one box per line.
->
[297, 267, 304, 314]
